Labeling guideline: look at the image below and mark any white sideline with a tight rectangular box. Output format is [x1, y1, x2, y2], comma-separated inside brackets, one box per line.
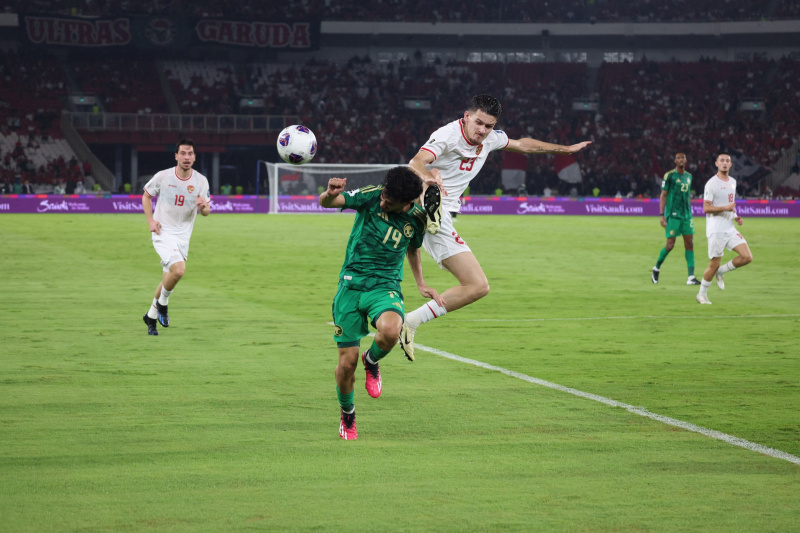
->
[413, 340, 800, 466]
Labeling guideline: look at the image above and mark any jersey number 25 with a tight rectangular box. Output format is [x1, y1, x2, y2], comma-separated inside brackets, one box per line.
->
[459, 158, 476, 171]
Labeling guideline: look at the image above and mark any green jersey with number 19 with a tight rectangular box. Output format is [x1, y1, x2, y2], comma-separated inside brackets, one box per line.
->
[662, 169, 693, 220]
[338, 185, 427, 291]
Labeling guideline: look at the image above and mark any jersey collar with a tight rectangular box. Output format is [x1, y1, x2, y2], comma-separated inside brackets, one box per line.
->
[174, 167, 194, 181]
[459, 119, 478, 147]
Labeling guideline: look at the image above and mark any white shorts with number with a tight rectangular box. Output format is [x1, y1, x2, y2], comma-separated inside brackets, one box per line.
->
[422, 210, 471, 267]
[707, 229, 747, 259]
[152, 232, 189, 272]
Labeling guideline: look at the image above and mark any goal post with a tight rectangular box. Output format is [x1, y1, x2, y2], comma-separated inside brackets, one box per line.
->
[261, 162, 401, 214]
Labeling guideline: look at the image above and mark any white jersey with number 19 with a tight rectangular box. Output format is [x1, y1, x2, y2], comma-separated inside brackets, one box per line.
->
[419, 118, 509, 213]
[144, 167, 210, 242]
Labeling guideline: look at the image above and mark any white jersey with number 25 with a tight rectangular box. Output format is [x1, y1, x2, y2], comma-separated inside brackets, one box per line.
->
[419, 118, 509, 213]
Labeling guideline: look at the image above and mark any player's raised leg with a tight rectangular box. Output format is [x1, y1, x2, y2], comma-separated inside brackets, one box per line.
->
[402, 252, 489, 360]
[715, 242, 753, 290]
[423, 184, 443, 235]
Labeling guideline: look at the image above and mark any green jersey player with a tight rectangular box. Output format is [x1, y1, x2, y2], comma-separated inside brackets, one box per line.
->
[651, 152, 701, 285]
[319, 166, 445, 440]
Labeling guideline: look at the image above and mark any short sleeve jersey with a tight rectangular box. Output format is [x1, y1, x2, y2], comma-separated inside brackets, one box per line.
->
[418, 119, 510, 213]
[144, 167, 210, 242]
[703, 174, 737, 236]
[661, 169, 693, 220]
[338, 185, 427, 291]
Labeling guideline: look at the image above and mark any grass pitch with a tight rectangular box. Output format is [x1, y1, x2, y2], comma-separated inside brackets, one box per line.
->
[1, 213, 799, 532]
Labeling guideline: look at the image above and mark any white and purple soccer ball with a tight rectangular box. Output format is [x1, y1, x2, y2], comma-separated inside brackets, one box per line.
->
[277, 125, 317, 165]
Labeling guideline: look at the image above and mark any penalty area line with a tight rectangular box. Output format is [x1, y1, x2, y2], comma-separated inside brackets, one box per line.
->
[414, 341, 800, 467]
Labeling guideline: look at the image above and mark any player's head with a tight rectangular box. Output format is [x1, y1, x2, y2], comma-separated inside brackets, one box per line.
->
[716, 152, 732, 173]
[175, 138, 196, 170]
[674, 152, 687, 170]
[467, 95, 502, 119]
[381, 166, 423, 213]
[463, 95, 501, 145]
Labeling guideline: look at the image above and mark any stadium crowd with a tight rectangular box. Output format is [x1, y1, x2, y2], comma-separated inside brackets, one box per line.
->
[2, 48, 799, 197]
[4, 0, 794, 22]
[242, 56, 798, 197]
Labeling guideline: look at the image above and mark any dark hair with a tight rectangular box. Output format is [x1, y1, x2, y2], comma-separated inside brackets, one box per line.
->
[717, 151, 730, 159]
[383, 166, 423, 204]
[467, 94, 502, 118]
[175, 138, 196, 153]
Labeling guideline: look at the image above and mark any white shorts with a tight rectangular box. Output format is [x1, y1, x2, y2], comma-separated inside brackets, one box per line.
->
[152, 232, 189, 271]
[707, 230, 747, 259]
[422, 210, 472, 267]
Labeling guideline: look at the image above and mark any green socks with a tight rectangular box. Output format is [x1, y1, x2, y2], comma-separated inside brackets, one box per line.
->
[367, 340, 390, 362]
[336, 386, 354, 413]
[656, 247, 669, 269]
[657, 247, 695, 276]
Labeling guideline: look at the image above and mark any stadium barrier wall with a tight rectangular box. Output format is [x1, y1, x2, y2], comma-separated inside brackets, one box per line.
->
[1, 195, 799, 217]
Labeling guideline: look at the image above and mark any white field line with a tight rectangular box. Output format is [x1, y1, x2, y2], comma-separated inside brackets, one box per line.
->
[450, 314, 800, 322]
[411, 341, 800, 466]
[346, 316, 800, 465]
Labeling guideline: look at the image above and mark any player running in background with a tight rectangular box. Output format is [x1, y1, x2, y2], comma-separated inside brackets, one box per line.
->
[320, 167, 444, 440]
[696, 152, 753, 304]
[401, 94, 592, 360]
[651, 152, 701, 285]
[141, 139, 210, 335]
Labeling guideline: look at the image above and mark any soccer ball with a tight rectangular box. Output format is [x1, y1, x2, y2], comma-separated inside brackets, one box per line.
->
[277, 125, 317, 165]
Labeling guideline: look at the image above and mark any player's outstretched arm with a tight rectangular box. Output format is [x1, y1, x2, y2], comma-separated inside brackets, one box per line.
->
[319, 177, 347, 208]
[505, 138, 592, 155]
[407, 247, 446, 308]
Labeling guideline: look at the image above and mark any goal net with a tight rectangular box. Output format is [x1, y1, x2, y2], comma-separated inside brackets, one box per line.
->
[262, 162, 401, 214]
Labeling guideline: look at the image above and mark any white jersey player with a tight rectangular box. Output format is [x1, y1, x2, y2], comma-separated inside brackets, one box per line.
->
[141, 139, 211, 334]
[696, 152, 753, 305]
[399, 94, 592, 360]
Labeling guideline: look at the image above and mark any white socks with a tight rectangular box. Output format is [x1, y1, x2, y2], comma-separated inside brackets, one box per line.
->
[149, 288, 173, 318]
[698, 279, 712, 297]
[406, 300, 448, 330]
[717, 261, 737, 275]
[158, 288, 173, 306]
[147, 298, 159, 319]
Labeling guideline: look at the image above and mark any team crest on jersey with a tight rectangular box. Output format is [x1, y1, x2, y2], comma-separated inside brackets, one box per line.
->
[187, 185, 195, 193]
[403, 223, 414, 238]
[427, 138, 435, 144]
[475, 144, 483, 155]
[333, 324, 343, 336]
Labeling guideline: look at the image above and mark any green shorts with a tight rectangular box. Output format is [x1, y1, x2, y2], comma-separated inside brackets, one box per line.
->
[332, 283, 405, 348]
[665, 217, 694, 238]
